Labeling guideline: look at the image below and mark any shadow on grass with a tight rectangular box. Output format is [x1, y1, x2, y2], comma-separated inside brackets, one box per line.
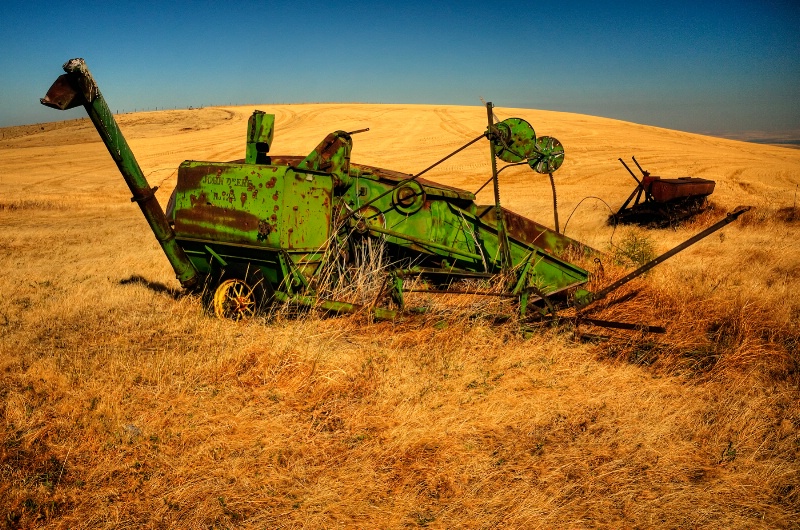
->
[120, 275, 184, 300]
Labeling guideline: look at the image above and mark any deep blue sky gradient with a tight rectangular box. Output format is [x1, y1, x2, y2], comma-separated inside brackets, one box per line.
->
[1, 0, 798, 136]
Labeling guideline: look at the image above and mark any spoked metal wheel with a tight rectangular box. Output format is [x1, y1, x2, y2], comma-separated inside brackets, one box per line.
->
[213, 279, 257, 321]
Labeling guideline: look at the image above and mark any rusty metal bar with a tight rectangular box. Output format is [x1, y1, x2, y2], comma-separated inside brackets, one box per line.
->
[616, 185, 642, 215]
[403, 288, 517, 298]
[578, 317, 666, 333]
[338, 133, 484, 226]
[273, 290, 397, 320]
[619, 158, 643, 186]
[580, 206, 751, 307]
[632, 156, 649, 176]
[366, 225, 484, 261]
[620, 157, 654, 203]
[549, 172, 560, 233]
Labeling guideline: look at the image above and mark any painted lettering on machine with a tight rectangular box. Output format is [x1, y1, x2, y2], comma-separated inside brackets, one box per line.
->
[173, 162, 333, 251]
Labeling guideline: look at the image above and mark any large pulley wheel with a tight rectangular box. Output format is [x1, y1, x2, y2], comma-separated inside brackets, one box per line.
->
[528, 136, 564, 174]
[489, 118, 537, 163]
[213, 279, 257, 321]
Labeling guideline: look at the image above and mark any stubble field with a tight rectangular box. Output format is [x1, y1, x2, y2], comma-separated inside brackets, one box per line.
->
[1, 103, 799, 528]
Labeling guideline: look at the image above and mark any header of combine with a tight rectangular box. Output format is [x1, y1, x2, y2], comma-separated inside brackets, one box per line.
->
[41, 58, 748, 328]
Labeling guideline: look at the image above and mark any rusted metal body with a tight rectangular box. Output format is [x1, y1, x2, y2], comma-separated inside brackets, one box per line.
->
[476, 206, 593, 256]
[41, 59, 746, 329]
[614, 157, 715, 227]
[647, 176, 716, 203]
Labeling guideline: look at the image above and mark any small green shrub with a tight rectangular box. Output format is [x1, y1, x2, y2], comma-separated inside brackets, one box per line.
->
[612, 229, 656, 268]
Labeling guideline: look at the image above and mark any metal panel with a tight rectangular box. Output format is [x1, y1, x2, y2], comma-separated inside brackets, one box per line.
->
[174, 162, 333, 252]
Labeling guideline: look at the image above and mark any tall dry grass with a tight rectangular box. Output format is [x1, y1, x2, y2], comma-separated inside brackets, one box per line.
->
[2, 106, 800, 528]
[2, 199, 798, 529]
[583, 207, 799, 379]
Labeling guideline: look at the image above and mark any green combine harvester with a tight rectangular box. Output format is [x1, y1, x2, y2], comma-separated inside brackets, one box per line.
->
[41, 59, 748, 327]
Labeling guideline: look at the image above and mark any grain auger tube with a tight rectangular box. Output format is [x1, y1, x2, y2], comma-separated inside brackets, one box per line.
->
[40, 58, 200, 290]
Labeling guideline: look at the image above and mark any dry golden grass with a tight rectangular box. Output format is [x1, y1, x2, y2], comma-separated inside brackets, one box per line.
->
[1, 104, 799, 528]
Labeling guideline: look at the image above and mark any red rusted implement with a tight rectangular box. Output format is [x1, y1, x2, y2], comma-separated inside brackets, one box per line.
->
[614, 157, 715, 227]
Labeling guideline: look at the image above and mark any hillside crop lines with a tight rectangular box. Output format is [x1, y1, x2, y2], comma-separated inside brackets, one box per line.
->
[1, 104, 798, 528]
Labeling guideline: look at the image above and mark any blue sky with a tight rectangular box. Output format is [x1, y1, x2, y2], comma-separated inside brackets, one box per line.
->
[1, 0, 798, 137]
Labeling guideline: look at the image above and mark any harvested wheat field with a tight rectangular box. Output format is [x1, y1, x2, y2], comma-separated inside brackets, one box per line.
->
[1, 103, 799, 528]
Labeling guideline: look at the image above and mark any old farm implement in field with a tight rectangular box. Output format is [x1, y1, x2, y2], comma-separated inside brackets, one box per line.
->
[41, 59, 747, 328]
[614, 157, 716, 227]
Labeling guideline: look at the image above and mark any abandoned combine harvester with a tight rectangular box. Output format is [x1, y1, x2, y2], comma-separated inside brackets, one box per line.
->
[41, 58, 747, 327]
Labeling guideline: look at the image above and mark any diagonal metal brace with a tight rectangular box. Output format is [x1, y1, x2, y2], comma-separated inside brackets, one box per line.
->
[578, 206, 752, 309]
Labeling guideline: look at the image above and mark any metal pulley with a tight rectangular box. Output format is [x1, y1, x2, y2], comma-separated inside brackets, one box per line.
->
[528, 136, 565, 174]
[488, 118, 537, 163]
[485, 113, 565, 234]
[392, 179, 426, 214]
[488, 118, 565, 173]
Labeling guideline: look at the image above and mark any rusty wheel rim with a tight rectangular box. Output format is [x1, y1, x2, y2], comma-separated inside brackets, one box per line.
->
[213, 279, 256, 321]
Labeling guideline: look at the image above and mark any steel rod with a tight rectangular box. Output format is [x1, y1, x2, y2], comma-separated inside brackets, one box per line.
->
[582, 206, 751, 307]
[486, 102, 512, 271]
[339, 133, 484, 226]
